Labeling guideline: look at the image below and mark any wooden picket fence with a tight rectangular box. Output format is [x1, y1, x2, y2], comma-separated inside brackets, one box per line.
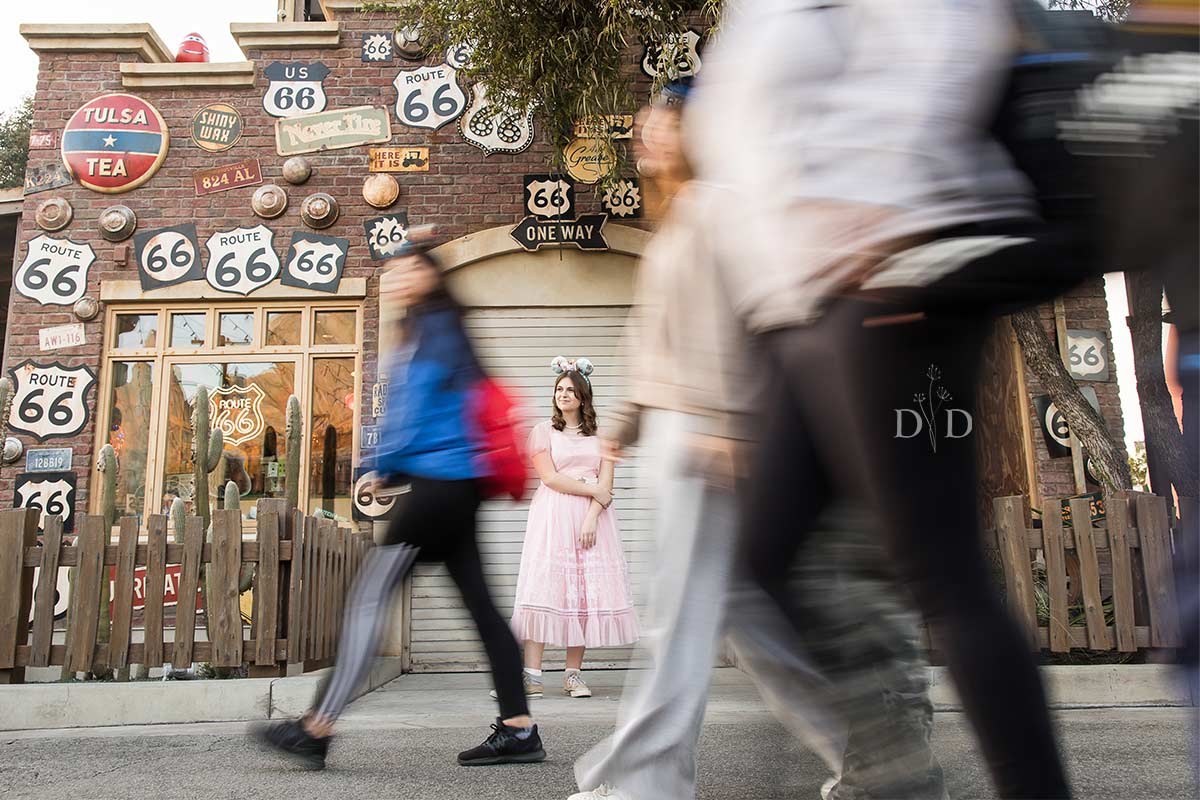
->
[0, 498, 373, 683]
[987, 492, 1186, 653]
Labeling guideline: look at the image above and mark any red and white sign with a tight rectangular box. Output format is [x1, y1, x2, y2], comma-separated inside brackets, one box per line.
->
[108, 563, 189, 612]
[61, 93, 170, 194]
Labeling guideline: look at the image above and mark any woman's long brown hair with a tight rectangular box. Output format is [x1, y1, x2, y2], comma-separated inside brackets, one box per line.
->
[550, 372, 598, 436]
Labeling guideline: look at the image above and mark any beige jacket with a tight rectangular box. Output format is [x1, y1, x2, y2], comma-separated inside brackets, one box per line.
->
[603, 182, 754, 448]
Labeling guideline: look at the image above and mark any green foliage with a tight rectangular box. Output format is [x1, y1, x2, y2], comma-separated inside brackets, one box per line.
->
[1047, 0, 1131, 22]
[362, 0, 718, 171]
[1128, 441, 1150, 491]
[170, 496, 186, 545]
[0, 96, 32, 189]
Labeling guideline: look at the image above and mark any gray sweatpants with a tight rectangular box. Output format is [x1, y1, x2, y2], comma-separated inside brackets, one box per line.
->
[575, 411, 945, 799]
[575, 411, 845, 797]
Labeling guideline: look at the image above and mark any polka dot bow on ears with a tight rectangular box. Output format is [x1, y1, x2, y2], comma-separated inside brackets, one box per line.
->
[551, 355, 594, 385]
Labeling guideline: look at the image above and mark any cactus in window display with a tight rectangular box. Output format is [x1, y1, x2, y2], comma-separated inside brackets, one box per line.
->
[170, 495, 186, 544]
[96, 444, 122, 679]
[0, 377, 13, 430]
[191, 386, 225, 530]
[285, 394, 301, 510]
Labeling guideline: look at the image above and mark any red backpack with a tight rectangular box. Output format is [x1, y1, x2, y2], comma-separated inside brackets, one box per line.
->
[469, 377, 528, 501]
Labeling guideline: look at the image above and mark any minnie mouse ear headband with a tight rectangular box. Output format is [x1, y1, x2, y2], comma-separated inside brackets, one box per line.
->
[551, 355, 594, 385]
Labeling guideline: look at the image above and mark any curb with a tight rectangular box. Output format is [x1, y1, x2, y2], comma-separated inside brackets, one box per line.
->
[928, 664, 1192, 710]
[0, 658, 405, 732]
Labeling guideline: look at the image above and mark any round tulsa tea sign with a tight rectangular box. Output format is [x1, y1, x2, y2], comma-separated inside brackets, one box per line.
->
[61, 93, 170, 193]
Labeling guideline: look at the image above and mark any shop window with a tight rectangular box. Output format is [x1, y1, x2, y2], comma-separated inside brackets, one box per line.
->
[163, 361, 296, 520]
[105, 361, 154, 525]
[96, 303, 361, 526]
[266, 311, 302, 346]
[170, 313, 206, 349]
[114, 314, 157, 350]
[218, 312, 254, 347]
[313, 310, 355, 345]
[308, 357, 356, 519]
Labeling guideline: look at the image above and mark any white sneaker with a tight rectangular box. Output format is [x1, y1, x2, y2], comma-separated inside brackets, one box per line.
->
[568, 785, 632, 800]
[563, 670, 593, 698]
[820, 777, 839, 800]
[489, 672, 543, 700]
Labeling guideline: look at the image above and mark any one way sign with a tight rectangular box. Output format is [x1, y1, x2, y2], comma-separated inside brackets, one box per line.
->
[510, 214, 608, 252]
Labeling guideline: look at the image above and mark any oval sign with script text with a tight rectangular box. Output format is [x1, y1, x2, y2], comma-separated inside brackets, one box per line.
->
[563, 138, 616, 185]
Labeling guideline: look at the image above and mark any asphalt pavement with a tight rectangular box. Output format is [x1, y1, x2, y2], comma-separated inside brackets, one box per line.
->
[2, 670, 1196, 800]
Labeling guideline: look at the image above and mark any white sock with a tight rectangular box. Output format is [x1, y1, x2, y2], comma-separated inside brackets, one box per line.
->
[565, 668, 581, 675]
[523, 667, 543, 679]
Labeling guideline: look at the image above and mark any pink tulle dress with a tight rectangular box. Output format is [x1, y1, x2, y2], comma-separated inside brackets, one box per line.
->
[510, 420, 640, 648]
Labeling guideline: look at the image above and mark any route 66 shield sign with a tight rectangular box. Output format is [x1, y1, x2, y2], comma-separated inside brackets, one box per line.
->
[15, 471, 77, 533]
[210, 384, 266, 446]
[8, 361, 97, 442]
[641, 29, 702, 79]
[133, 224, 202, 291]
[353, 468, 399, 521]
[282, 232, 348, 293]
[205, 225, 280, 296]
[393, 64, 466, 131]
[523, 175, 574, 220]
[363, 213, 409, 261]
[263, 62, 330, 119]
[16, 235, 95, 306]
[459, 83, 535, 156]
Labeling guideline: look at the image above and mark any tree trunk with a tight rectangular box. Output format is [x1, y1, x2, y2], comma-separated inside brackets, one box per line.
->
[1012, 308, 1132, 491]
[1124, 271, 1198, 499]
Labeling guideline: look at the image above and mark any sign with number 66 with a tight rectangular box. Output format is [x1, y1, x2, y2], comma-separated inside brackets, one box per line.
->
[353, 469, 399, 521]
[205, 225, 280, 296]
[134, 224, 202, 291]
[16, 235, 95, 306]
[282, 232, 348, 294]
[15, 471, 77, 533]
[1066, 329, 1109, 381]
[363, 213, 409, 261]
[524, 175, 574, 220]
[7, 361, 96, 442]
[602, 178, 642, 219]
[392, 64, 466, 131]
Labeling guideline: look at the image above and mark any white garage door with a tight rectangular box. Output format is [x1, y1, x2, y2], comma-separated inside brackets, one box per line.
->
[408, 306, 653, 672]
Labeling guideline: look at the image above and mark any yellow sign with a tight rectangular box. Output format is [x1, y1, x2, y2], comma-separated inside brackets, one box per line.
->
[369, 147, 430, 172]
[573, 115, 634, 140]
[563, 138, 616, 185]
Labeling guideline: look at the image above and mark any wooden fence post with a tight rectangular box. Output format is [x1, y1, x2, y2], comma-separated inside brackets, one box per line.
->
[993, 495, 1039, 647]
[0, 508, 41, 683]
[208, 509, 244, 668]
[253, 503, 280, 669]
[1136, 494, 1182, 647]
[285, 507, 307, 671]
[1105, 495, 1138, 652]
[143, 515, 168, 668]
[1070, 497, 1112, 650]
[108, 518, 139, 671]
[29, 515, 65, 668]
[66, 515, 107, 675]
[172, 516, 204, 668]
[1041, 505, 1071, 653]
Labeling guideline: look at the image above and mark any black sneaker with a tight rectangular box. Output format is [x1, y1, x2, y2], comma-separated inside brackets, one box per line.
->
[457, 718, 546, 766]
[252, 719, 330, 770]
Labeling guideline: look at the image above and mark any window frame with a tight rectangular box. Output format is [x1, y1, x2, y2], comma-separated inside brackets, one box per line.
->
[93, 300, 363, 527]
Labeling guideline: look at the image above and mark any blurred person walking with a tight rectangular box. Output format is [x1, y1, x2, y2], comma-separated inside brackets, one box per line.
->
[686, 1, 1092, 797]
[570, 82, 945, 800]
[505, 358, 639, 700]
[254, 245, 545, 770]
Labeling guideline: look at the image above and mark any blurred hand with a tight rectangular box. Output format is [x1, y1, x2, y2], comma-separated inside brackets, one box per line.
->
[686, 433, 742, 491]
[599, 437, 625, 463]
[580, 515, 598, 549]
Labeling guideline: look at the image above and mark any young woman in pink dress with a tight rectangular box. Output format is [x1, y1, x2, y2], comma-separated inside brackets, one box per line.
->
[510, 356, 640, 698]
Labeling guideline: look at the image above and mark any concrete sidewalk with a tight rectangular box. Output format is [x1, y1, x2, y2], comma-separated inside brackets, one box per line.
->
[1, 669, 1196, 800]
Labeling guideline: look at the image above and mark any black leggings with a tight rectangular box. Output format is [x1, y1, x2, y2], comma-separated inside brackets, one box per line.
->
[315, 478, 529, 722]
[740, 296, 1070, 798]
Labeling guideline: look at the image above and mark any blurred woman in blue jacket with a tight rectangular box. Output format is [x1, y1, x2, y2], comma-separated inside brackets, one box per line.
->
[256, 246, 545, 771]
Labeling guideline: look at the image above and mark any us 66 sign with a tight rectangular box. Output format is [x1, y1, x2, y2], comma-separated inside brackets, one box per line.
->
[205, 225, 280, 296]
[524, 175, 574, 220]
[393, 64, 466, 131]
[15, 471, 77, 533]
[8, 361, 96, 442]
[1066, 329, 1109, 381]
[16, 235, 95, 306]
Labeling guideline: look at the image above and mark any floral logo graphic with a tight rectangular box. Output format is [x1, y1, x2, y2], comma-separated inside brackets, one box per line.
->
[895, 364, 973, 452]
